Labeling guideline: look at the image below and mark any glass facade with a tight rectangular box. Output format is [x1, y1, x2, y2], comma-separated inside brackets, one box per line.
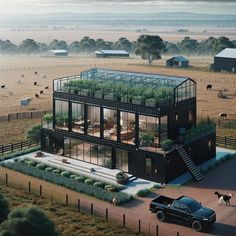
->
[139, 115, 159, 152]
[64, 138, 112, 167]
[87, 105, 100, 137]
[72, 102, 84, 134]
[176, 79, 195, 102]
[104, 108, 117, 141]
[116, 149, 129, 172]
[120, 111, 135, 145]
[55, 100, 69, 130]
[160, 116, 168, 141]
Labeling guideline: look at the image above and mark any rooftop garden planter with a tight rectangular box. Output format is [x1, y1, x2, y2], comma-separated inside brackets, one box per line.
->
[104, 92, 115, 101]
[116, 171, 129, 185]
[161, 139, 174, 151]
[80, 89, 90, 96]
[94, 90, 103, 99]
[145, 98, 156, 107]
[132, 96, 143, 105]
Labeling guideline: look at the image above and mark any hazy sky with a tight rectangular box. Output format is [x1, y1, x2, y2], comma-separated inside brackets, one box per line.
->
[0, 0, 235, 15]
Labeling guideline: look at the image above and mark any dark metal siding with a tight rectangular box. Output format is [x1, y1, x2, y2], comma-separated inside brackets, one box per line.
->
[214, 57, 236, 73]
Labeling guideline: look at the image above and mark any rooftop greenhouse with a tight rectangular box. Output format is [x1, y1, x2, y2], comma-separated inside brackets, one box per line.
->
[53, 68, 196, 108]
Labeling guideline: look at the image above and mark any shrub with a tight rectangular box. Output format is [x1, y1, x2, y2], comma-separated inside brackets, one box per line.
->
[93, 182, 103, 188]
[45, 167, 53, 172]
[115, 171, 128, 180]
[104, 185, 116, 192]
[136, 188, 150, 197]
[84, 179, 93, 185]
[36, 163, 46, 170]
[60, 171, 70, 178]
[18, 159, 25, 164]
[70, 174, 77, 179]
[52, 169, 60, 175]
[27, 160, 37, 166]
[74, 176, 85, 182]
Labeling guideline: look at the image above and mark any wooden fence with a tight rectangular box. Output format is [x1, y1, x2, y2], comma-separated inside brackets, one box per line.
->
[0, 140, 36, 156]
[216, 136, 236, 149]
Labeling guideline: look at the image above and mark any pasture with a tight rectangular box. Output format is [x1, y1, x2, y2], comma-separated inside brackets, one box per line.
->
[0, 55, 235, 119]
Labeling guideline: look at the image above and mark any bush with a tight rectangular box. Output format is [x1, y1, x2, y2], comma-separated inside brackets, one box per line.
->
[104, 185, 116, 192]
[36, 163, 46, 170]
[70, 174, 77, 179]
[60, 171, 70, 178]
[84, 179, 93, 185]
[18, 159, 25, 164]
[93, 182, 103, 188]
[27, 160, 37, 166]
[136, 188, 150, 197]
[74, 176, 85, 182]
[52, 169, 60, 175]
[45, 167, 53, 172]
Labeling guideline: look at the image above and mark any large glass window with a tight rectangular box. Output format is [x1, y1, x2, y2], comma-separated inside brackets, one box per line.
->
[120, 111, 135, 145]
[72, 102, 85, 134]
[116, 149, 129, 172]
[87, 105, 100, 137]
[55, 100, 69, 130]
[104, 108, 117, 141]
[139, 115, 159, 152]
[145, 156, 152, 176]
[64, 138, 112, 168]
[160, 116, 168, 142]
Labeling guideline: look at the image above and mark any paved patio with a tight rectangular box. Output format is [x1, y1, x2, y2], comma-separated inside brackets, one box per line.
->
[4, 152, 157, 195]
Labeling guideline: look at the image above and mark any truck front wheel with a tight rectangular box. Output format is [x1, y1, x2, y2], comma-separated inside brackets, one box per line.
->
[192, 220, 203, 232]
[156, 211, 166, 222]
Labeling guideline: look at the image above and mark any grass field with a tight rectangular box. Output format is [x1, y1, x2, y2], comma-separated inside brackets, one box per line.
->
[0, 182, 142, 236]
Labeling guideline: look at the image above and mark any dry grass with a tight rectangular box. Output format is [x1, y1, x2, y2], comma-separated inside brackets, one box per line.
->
[0, 118, 41, 145]
[0, 182, 142, 236]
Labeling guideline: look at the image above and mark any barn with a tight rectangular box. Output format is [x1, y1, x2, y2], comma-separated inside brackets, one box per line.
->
[48, 49, 68, 56]
[166, 56, 189, 68]
[214, 48, 236, 73]
[95, 50, 129, 58]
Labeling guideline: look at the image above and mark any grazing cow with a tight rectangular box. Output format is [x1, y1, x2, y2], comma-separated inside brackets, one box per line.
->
[19, 97, 32, 107]
[35, 93, 39, 98]
[207, 84, 212, 90]
[34, 82, 37, 86]
[17, 80, 21, 84]
[39, 90, 43, 94]
[45, 86, 49, 89]
[219, 112, 227, 119]
[9, 91, 13, 96]
[35, 71, 38, 75]
[1, 85, 5, 88]
[21, 74, 24, 78]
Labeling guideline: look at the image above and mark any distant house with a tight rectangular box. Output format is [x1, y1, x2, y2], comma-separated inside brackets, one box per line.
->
[48, 49, 68, 56]
[95, 50, 129, 58]
[166, 56, 189, 68]
[214, 48, 236, 73]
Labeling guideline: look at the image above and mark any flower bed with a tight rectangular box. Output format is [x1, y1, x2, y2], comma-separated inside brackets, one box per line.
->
[1, 159, 133, 205]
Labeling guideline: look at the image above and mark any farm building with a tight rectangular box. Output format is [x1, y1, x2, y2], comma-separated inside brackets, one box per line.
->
[166, 56, 189, 68]
[214, 48, 236, 73]
[48, 49, 68, 56]
[95, 50, 129, 58]
[41, 68, 216, 183]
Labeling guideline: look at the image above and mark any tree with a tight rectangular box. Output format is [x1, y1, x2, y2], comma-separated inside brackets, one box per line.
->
[164, 41, 179, 55]
[49, 39, 68, 50]
[135, 35, 166, 65]
[0, 40, 18, 55]
[18, 39, 39, 55]
[69, 41, 80, 53]
[0, 193, 10, 223]
[114, 37, 132, 52]
[25, 124, 41, 144]
[177, 37, 199, 54]
[0, 206, 58, 236]
[79, 36, 96, 54]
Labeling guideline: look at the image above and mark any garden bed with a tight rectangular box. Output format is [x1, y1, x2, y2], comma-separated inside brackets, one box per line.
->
[1, 159, 133, 205]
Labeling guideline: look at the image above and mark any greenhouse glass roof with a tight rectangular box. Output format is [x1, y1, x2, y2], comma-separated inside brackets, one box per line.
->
[80, 68, 188, 88]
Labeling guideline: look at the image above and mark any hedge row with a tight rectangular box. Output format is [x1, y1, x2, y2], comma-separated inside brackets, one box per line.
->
[1, 160, 133, 205]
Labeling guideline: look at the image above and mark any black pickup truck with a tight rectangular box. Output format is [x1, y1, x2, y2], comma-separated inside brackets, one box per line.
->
[149, 195, 216, 232]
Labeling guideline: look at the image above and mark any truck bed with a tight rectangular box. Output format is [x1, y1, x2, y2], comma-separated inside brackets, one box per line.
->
[151, 195, 174, 206]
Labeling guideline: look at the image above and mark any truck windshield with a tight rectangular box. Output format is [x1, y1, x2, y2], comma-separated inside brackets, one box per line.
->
[179, 197, 202, 213]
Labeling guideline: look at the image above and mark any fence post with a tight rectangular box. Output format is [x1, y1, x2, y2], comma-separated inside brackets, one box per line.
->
[156, 225, 159, 236]
[90, 203, 93, 215]
[225, 136, 227, 147]
[28, 181, 31, 194]
[39, 185, 42, 197]
[123, 214, 126, 227]
[5, 173, 8, 186]
[66, 194, 69, 207]
[1, 145, 3, 156]
[21, 141, 23, 150]
[177, 232, 180, 236]
[11, 143, 13, 153]
[106, 208, 108, 221]
[50, 195, 53, 206]
[138, 219, 141, 233]
[77, 199, 80, 212]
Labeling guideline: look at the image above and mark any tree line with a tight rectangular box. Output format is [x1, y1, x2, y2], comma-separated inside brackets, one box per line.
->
[0, 35, 235, 56]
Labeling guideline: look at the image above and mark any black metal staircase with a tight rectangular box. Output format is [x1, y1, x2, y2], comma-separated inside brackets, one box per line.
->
[177, 146, 203, 182]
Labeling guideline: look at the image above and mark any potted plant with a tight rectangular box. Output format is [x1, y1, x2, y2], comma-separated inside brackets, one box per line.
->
[115, 171, 129, 185]
[132, 96, 143, 105]
[43, 113, 53, 125]
[139, 132, 154, 146]
[161, 139, 174, 151]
